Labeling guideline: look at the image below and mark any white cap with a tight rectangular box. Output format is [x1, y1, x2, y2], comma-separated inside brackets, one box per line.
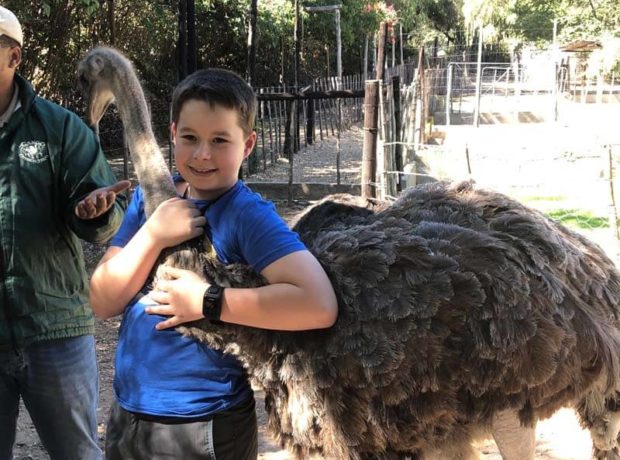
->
[0, 6, 23, 47]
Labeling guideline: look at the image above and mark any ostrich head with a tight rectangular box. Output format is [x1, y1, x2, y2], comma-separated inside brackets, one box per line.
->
[77, 46, 175, 218]
[77, 48, 129, 134]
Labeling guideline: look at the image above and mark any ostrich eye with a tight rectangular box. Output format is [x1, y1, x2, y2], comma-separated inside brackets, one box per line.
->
[77, 74, 90, 91]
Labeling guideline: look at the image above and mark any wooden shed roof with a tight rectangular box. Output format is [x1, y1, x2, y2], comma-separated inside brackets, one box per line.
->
[560, 40, 602, 52]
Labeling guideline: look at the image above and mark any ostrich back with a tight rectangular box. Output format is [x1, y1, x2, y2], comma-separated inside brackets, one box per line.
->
[182, 180, 620, 458]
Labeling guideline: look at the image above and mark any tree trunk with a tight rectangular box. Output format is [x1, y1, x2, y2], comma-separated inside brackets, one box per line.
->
[246, 0, 258, 85]
[178, 0, 188, 81]
[335, 8, 342, 79]
[187, 0, 197, 74]
[293, 0, 300, 153]
[107, 0, 115, 45]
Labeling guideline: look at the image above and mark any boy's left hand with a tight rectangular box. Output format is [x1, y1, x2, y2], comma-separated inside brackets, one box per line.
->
[146, 266, 209, 330]
[75, 180, 131, 220]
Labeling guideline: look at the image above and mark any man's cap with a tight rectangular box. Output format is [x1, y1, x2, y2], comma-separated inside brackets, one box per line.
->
[0, 6, 23, 47]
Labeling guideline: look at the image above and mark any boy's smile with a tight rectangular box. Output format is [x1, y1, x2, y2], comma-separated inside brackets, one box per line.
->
[172, 99, 256, 201]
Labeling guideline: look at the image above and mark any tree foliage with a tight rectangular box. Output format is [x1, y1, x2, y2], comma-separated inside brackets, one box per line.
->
[4, 0, 617, 115]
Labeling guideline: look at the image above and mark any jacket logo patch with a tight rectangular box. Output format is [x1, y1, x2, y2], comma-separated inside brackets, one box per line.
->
[18, 141, 49, 164]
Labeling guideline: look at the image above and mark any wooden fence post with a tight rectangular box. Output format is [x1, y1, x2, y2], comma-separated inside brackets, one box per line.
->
[306, 98, 315, 145]
[284, 99, 294, 203]
[416, 47, 426, 146]
[473, 25, 483, 127]
[283, 99, 293, 160]
[392, 75, 402, 192]
[607, 145, 620, 263]
[362, 80, 380, 198]
[446, 63, 453, 126]
[376, 22, 387, 81]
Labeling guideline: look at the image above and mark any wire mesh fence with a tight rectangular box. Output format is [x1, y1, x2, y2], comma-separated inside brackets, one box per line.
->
[379, 140, 620, 264]
[372, 41, 620, 263]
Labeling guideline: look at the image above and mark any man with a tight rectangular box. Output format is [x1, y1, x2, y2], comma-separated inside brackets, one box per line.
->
[0, 6, 129, 460]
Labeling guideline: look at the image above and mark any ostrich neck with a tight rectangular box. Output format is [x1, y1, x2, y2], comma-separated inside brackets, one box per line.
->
[114, 73, 176, 217]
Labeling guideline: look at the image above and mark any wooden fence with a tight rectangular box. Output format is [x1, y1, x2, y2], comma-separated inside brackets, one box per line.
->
[244, 74, 366, 177]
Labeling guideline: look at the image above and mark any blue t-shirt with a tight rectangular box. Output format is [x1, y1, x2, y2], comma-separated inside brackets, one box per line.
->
[111, 179, 306, 418]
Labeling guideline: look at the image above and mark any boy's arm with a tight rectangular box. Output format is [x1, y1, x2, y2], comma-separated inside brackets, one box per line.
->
[147, 249, 338, 331]
[90, 197, 206, 319]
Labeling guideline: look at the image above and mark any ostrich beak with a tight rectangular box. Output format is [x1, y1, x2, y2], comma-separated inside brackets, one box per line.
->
[86, 89, 114, 131]
[77, 74, 114, 133]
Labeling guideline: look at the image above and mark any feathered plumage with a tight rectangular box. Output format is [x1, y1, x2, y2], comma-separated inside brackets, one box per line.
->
[182, 181, 620, 459]
[79, 47, 620, 460]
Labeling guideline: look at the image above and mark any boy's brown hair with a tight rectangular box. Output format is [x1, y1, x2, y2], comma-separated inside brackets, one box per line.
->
[171, 68, 257, 136]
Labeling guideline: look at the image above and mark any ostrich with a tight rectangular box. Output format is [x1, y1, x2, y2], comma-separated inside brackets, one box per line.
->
[78, 47, 620, 459]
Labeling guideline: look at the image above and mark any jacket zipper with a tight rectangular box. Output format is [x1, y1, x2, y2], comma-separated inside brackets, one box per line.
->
[0, 244, 18, 351]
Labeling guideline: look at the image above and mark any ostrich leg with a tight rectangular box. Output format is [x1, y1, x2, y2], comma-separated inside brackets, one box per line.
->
[578, 389, 620, 458]
[491, 410, 536, 460]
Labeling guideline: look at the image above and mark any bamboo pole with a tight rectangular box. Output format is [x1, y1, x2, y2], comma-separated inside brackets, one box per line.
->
[362, 80, 380, 198]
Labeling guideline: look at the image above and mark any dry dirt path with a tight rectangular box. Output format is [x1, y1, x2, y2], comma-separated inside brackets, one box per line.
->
[14, 123, 599, 459]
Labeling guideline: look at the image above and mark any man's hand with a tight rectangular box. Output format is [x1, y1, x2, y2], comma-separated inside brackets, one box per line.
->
[74, 180, 131, 220]
[146, 266, 209, 330]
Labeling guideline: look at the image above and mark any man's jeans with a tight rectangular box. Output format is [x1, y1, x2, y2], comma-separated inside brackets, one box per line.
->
[0, 335, 102, 460]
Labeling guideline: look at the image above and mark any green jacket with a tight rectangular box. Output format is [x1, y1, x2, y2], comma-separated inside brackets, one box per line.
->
[0, 74, 126, 351]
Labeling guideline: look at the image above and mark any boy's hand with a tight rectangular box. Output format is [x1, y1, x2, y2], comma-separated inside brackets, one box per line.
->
[144, 198, 206, 248]
[146, 266, 209, 329]
[74, 180, 131, 220]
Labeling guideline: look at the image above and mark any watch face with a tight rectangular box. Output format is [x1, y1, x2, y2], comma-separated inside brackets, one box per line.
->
[207, 285, 221, 296]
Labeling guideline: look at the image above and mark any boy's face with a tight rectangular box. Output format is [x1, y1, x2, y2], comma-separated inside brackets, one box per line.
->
[171, 99, 256, 201]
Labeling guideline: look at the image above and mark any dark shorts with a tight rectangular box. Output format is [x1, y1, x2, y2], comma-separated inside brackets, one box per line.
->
[104, 396, 258, 460]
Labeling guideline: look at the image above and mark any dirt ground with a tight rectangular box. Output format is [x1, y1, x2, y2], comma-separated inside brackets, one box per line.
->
[11, 118, 617, 459]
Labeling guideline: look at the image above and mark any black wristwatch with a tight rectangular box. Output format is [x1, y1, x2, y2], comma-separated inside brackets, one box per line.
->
[202, 284, 224, 322]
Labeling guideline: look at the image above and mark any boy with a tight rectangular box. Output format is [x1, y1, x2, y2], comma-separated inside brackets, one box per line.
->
[89, 68, 338, 459]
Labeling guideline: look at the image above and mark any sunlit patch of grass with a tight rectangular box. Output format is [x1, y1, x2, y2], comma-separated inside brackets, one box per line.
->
[524, 195, 565, 202]
[546, 209, 609, 229]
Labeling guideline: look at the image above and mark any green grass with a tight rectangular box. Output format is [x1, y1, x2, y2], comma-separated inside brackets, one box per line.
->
[524, 195, 565, 202]
[546, 209, 610, 229]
